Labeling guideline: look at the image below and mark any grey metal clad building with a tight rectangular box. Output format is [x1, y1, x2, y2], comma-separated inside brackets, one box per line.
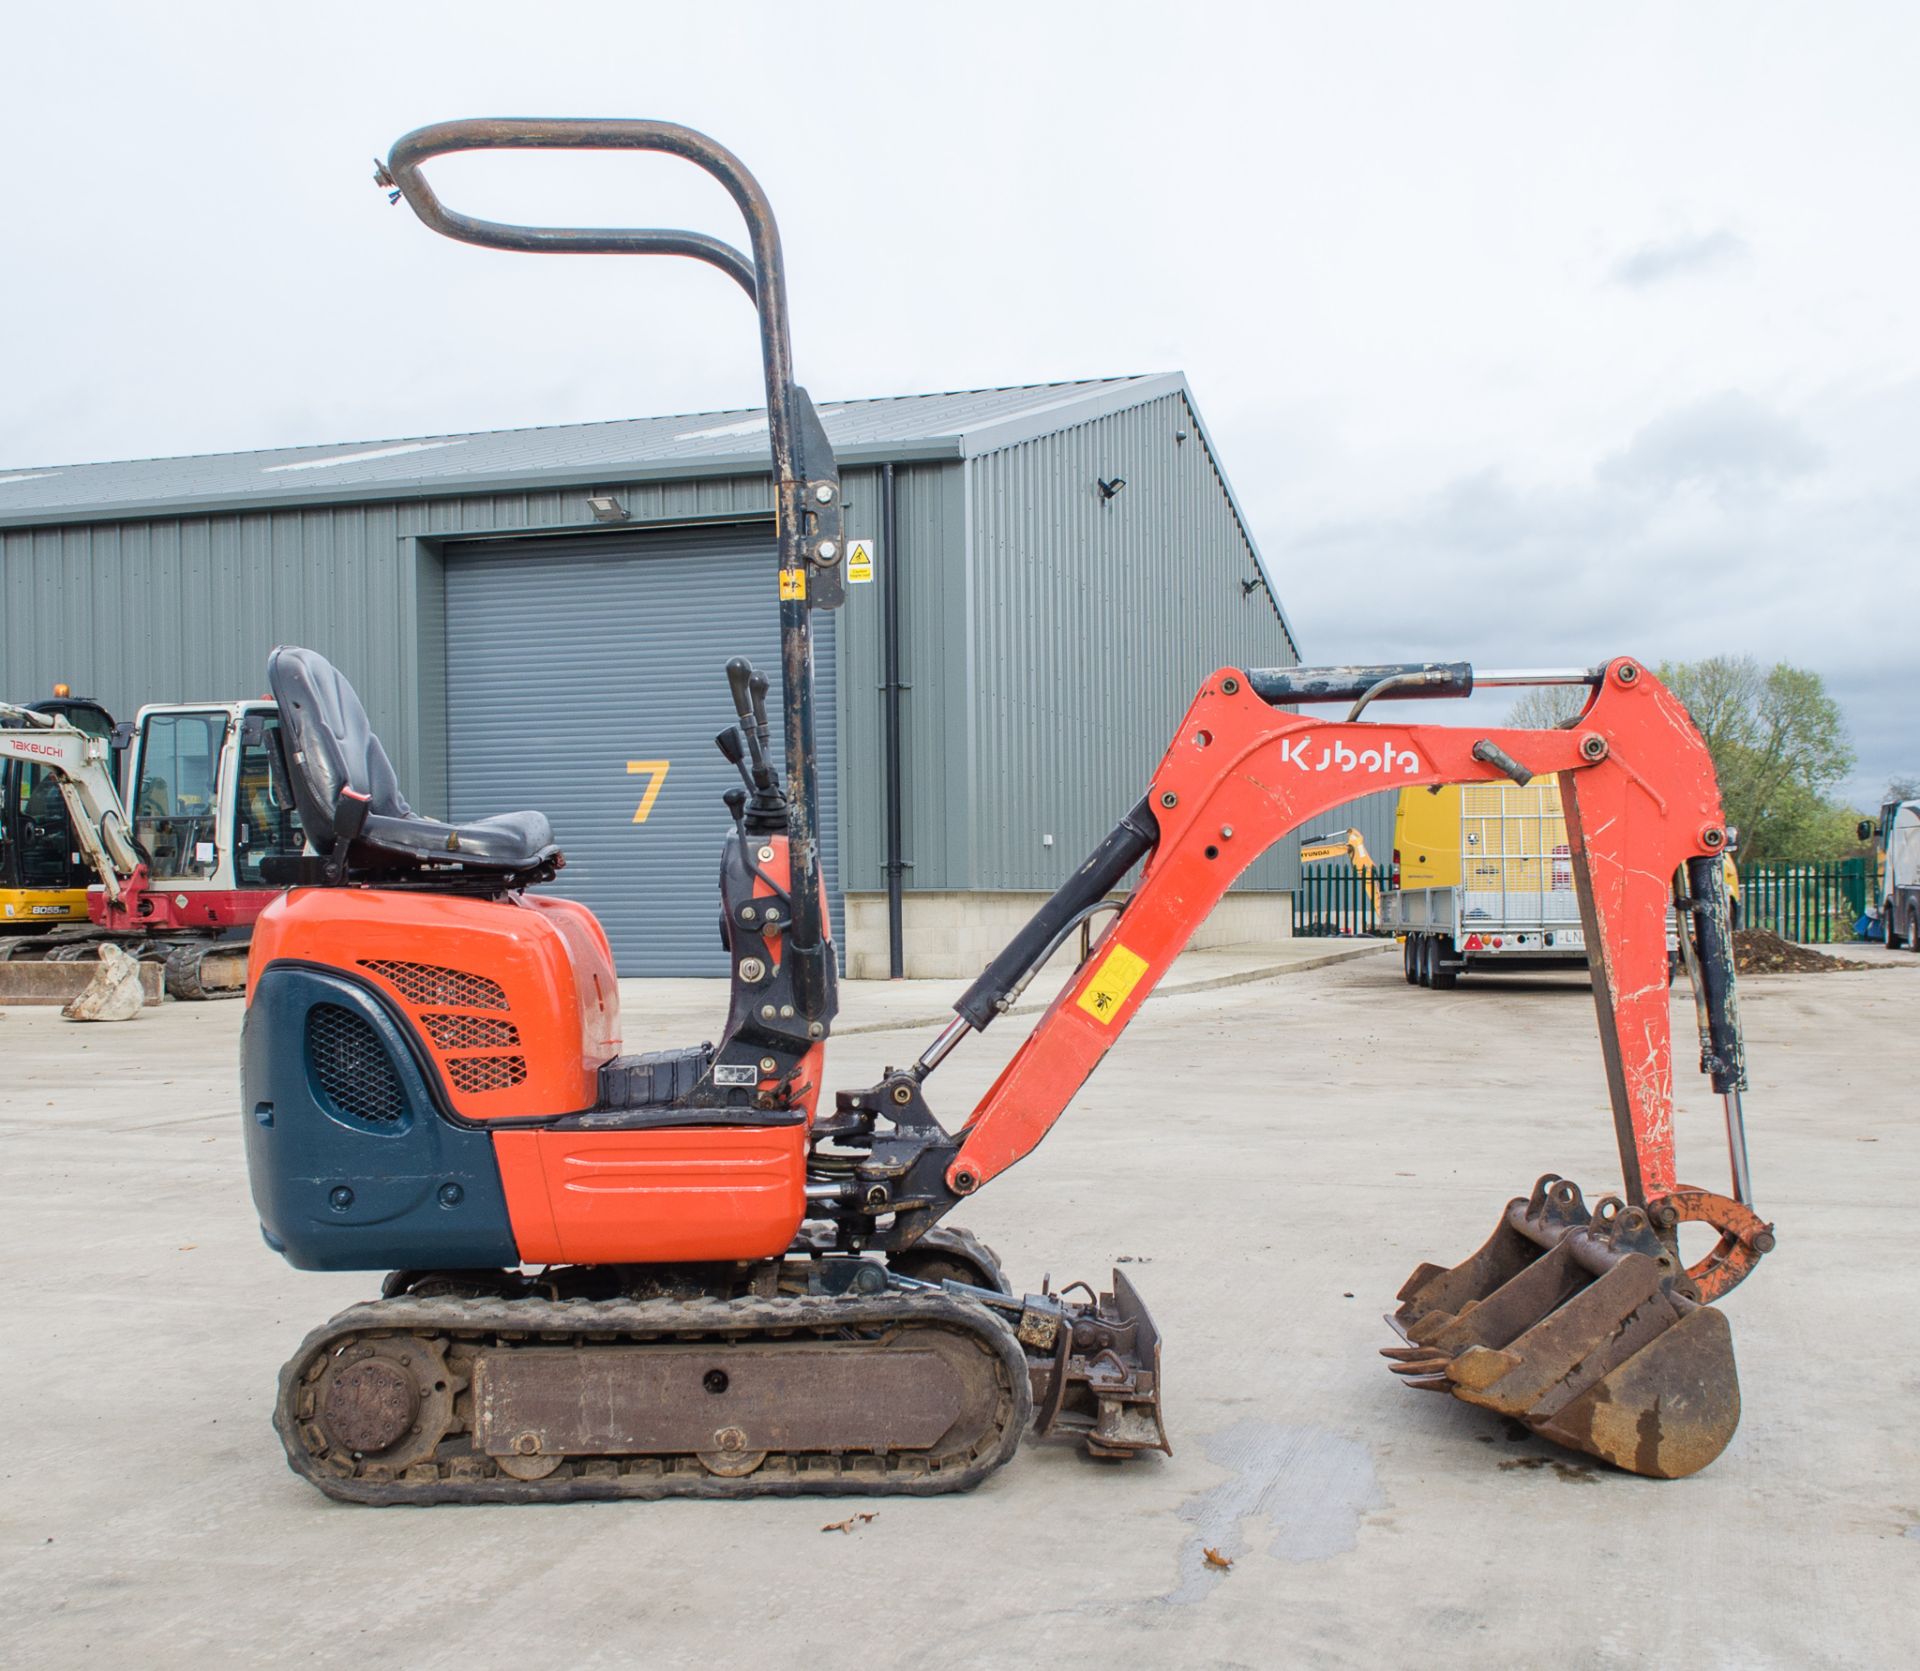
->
[1, 373, 1301, 976]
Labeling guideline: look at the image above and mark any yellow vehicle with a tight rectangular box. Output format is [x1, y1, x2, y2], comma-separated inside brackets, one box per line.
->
[1300, 825, 1379, 891]
[0, 689, 116, 933]
[1300, 825, 1377, 872]
[1382, 778, 1677, 987]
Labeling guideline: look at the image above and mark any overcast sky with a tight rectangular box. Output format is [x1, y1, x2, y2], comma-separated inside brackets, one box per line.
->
[3, 3, 1914, 803]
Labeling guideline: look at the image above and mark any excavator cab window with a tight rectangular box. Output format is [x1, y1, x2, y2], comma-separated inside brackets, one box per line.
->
[234, 712, 304, 887]
[136, 711, 228, 881]
[1, 698, 115, 893]
[10, 763, 89, 887]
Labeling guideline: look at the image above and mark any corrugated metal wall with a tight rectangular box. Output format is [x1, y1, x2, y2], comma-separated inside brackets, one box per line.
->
[0, 474, 777, 818]
[834, 463, 971, 891]
[964, 390, 1300, 891]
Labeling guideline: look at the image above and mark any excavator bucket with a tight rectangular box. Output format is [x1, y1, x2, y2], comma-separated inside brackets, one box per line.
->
[1385, 1176, 1740, 1478]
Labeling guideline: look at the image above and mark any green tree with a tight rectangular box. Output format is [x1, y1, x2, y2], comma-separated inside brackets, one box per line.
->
[1504, 684, 1590, 729]
[1657, 656, 1856, 861]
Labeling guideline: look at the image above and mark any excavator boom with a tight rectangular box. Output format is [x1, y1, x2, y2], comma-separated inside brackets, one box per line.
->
[940, 658, 1735, 1205]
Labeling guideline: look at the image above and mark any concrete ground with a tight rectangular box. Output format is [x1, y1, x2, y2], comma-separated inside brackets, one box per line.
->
[2, 944, 1915, 1669]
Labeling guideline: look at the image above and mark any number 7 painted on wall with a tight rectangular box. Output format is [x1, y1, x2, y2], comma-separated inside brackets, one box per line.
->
[627, 759, 670, 823]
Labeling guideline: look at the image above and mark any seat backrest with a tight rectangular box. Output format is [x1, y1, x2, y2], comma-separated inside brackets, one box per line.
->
[266, 645, 412, 853]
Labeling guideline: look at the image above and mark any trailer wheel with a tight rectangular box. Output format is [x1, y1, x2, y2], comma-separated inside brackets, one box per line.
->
[1430, 944, 1458, 990]
[1414, 935, 1432, 987]
[1908, 904, 1920, 954]
[1403, 936, 1419, 984]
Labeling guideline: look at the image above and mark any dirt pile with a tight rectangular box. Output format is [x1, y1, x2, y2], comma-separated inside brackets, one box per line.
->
[1732, 928, 1874, 974]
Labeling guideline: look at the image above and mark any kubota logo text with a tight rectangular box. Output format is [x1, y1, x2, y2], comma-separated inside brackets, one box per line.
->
[1278, 734, 1420, 776]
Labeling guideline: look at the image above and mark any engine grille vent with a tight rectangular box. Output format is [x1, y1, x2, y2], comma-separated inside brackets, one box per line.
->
[307, 1004, 405, 1125]
[421, 1013, 521, 1051]
[359, 959, 509, 1011]
[446, 1055, 529, 1094]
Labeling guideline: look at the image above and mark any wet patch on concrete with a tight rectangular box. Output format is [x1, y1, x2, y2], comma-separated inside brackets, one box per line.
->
[1497, 1456, 1599, 1483]
[1164, 1420, 1384, 1604]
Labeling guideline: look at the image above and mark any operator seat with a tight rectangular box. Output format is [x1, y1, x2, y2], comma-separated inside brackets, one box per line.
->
[267, 645, 560, 883]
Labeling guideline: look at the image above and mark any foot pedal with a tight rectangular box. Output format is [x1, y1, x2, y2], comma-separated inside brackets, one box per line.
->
[1387, 1175, 1741, 1478]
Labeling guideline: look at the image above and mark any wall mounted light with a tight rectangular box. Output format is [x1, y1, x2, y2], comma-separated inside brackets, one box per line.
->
[1097, 476, 1127, 503]
[587, 493, 630, 523]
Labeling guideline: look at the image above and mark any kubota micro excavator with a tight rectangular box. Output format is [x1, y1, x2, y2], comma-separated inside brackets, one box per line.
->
[240, 119, 1773, 1505]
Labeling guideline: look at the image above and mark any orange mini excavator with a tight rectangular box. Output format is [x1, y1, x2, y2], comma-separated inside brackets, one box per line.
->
[243, 120, 1772, 1504]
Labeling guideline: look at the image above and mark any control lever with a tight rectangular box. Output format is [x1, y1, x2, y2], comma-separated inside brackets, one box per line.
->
[748, 670, 773, 763]
[718, 662, 788, 834]
[715, 727, 758, 797]
[725, 657, 779, 795]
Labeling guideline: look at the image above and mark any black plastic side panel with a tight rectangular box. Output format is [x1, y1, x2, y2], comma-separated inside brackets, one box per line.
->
[242, 965, 519, 1272]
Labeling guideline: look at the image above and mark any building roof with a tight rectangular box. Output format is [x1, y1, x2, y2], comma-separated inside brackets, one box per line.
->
[0, 375, 1180, 526]
[0, 371, 1293, 647]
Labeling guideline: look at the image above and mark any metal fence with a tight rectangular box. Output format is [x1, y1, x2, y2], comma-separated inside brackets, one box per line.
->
[1738, 859, 1872, 943]
[1293, 864, 1381, 937]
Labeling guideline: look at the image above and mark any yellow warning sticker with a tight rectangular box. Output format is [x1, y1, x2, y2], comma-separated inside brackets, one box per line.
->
[779, 567, 808, 601]
[847, 538, 875, 584]
[1076, 941, 1150, 1025]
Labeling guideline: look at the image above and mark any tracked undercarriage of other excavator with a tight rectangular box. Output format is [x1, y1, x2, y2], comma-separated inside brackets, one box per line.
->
[239, 117, 1771, 1506]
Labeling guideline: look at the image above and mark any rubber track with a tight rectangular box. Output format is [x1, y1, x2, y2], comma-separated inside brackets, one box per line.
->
[890, 1224, 1010, 1294]
[163, 940, 247, 1001]
[275, 1289, 1033, 1506]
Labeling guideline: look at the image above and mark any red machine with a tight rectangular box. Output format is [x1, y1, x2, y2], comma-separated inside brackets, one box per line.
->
[1, 695, 295, 997]
[241, 120, 1770, 1504]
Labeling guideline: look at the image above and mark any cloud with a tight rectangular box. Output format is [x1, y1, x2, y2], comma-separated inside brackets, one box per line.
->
[1275, 385, 1918, 804]
[1597, 391, 1823, 496]
[1610, 228, 1750, 288]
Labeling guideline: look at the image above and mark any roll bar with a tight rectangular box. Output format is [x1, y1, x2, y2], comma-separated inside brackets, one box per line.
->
[377, 118, 841, 1017]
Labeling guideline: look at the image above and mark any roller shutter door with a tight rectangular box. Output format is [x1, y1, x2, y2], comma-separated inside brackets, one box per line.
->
[445, 525, 838, 976]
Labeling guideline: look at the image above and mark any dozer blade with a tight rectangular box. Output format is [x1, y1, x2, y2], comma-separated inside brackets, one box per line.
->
[1387, 1175, 1740, 1478]
[1031, 1268, 1171, 1459]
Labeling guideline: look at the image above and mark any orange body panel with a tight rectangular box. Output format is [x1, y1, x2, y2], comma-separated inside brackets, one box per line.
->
[494, 1125, 807, 1263]
[250, 888, 620, 1119]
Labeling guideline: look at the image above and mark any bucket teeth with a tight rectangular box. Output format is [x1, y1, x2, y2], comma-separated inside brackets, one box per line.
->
[1386, 1176, 1742, 1478]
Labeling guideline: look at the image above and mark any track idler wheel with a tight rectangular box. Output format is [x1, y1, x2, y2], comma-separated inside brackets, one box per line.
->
[1385, 1175, 1742, 1479]
[302, 1335, 458, 1480]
